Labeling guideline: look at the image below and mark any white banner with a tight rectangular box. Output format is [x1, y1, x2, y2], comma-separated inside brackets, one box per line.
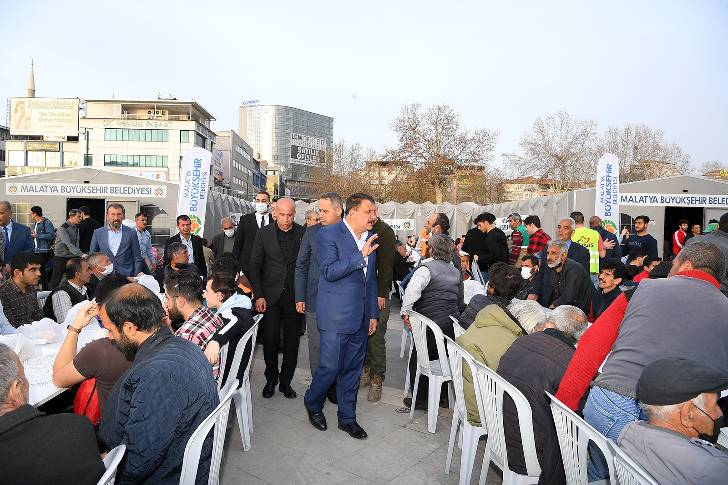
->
[595, 153, 620, 234]
[381, 218, 416, 231]
[620, 193, 728, 208]
[177, 147, 212, 236]
[6, 182, 167, 198]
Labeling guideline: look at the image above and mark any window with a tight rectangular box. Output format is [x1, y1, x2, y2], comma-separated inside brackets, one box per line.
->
[104, 128, 169, 142]
[180, 130, 190, 143]
[84, 154, 93, 166]
[104, 154, 169, 168]
[195, 133, 205, 148]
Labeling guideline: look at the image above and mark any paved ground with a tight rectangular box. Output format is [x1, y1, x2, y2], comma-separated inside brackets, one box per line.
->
[219, 301, 503, 485]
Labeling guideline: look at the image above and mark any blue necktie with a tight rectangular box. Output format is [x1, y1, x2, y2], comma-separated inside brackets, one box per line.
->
[3, 226, 8, 247]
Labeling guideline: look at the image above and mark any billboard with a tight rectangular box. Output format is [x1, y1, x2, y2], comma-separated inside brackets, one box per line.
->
[290, 132, 326, 166]
[595, 153, 620, 234]
[177, 147, 212, 236]
[10, 97, 79, 137]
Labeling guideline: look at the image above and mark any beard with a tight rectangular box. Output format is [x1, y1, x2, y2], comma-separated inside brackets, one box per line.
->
[113, 331, 139, 361]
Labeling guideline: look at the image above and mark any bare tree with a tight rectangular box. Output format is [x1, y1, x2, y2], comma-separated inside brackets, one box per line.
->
[699, 160, 726, 175]
[311, 140, 375, 198]
[385, 104, 499, 204]
[504, 111, 599, 191]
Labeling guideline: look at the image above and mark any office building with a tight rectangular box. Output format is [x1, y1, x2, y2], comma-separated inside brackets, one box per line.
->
[215, 130, 267, 199]
[239, 104, 333, 198]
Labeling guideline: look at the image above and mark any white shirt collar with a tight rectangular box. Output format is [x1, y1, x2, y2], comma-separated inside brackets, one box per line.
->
[343, 218, 367, 243]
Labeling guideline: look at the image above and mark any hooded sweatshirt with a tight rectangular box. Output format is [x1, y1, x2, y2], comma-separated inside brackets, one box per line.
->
[211, 292, 254, 383]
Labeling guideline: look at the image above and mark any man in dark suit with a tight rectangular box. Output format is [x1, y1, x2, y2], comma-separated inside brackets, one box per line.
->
[528, 239, 592, 314]
[163, 215, 207, 279]
[233, 191, 273, 276]
[0, 201, 34, 264]
[89, 204, 144, 278]
[249, 198, 305, 399]
[77, 206, 101, 254]
[547, 216, 590, 273]
[304, 193, 379, 440]
[210, 217, 236, 261]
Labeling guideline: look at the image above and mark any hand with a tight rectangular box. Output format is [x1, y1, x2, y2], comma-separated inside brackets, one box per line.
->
[603, 239, 616, 249]
[402, 313, 412, 331]
[136, 272, 145, 278]
[527, 294, 538, 301]
[621, 228, 629, 237]
[255, 297, 267, 313]
[377, 297, 386, 311]
[204, 341, 220, 365]
[361, 234, 379, 257]
[71, 301, 99, 330]
[368, 319, 377, 336]
[295, 301, 306, 314]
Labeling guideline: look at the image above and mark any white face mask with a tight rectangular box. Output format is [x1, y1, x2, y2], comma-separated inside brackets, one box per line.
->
[255, 202, 269, 214]
[521, 267, 532, 279]
[101, 263, 113, 276]
[224, 229, 235, 238]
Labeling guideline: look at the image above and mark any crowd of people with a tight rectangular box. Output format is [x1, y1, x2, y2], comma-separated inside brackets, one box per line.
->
[0, 189, 727, 484]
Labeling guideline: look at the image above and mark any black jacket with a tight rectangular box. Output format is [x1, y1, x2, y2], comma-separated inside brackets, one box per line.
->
[0, 405, 105, 485]
[393, 252, 413, 284]
[531, 258, 591, 314]
[497, 329, 576, 485]
[43, 281, 89, 320]
[232, 212, 271, 275]
[249, 222, 305, 304]
[77, 217, 101, 254]
[164, 233, 207, 279]
[212, 304, 255, 384]
[540, 241, 590, 275]
[210, 232, 236, 261]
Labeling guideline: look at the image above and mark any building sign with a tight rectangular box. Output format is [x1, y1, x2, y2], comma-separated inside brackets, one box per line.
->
[5, 182, 167, 198]
[26, 141, 60, 152]
[10, 97, 79, 137]
[381, 219, 416, 231]
[595, 153, 620, 234]
[177, 147, 212, 236]
[101, 119, 173, 129]
[290, 133, 326, 166]
[620, 193, 728, 208]
[241, 99, 260, 106]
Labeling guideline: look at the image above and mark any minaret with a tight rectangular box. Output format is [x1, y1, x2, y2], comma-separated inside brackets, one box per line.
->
[27, 60, 35, 98]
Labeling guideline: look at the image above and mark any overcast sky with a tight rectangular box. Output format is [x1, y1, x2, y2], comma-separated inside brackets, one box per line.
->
[1, 0, 726, 169]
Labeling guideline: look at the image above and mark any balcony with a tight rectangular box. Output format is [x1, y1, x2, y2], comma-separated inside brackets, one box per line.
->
[120, 113, 192, 121]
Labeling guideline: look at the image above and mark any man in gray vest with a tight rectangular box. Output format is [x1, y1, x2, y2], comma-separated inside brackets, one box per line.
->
[49, 209, 85, 290]
[584, 241, 728, 479]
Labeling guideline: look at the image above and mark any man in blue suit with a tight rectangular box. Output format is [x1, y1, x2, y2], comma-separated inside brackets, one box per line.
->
[304, 193, 379, 439]
[90, 204, 143, 277]
[0, 201, 34, 263]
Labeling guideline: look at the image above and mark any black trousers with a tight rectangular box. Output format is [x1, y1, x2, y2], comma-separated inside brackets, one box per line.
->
[48, 256, 72, 290]
[262, 288, 300, 385]
[408, 322, 454, 406]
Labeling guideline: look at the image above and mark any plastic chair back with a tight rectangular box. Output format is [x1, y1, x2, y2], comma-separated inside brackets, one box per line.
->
[97, 444, 126, 485]
[179, 379, 238, 485]
[546, 391, 615, 484]
[445, 336, 485, 428]
[449, 315, 466, 339]
[409, 311, 451, 379]
[218, 314, 262, 390]
[608, 440, 659, 485]
[472, 359, 541, 480]
[37, 290, 51, 308]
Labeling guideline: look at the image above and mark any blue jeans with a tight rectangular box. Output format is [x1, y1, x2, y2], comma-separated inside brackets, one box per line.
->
[583, 386, 646, 480]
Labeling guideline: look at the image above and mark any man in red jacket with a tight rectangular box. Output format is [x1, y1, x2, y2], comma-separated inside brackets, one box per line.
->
[672, 219, 689, 257]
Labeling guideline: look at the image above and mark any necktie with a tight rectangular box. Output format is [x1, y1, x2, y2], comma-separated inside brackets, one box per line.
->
[261, 216, 267, 227]
[3, 226, 8, 247]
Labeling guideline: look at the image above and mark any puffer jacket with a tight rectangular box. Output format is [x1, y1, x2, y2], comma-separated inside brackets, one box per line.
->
[456, 304, 525, 426]
[497, 329, 576, 484]
[99, 327, 219, 484]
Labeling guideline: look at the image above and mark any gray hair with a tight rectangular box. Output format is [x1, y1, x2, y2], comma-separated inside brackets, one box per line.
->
[428, 234, 454, 262]
[640, 393, 708, 422]
[508, 213, 522, 223]
[0, 201, 10, 213]
[0, 343, 21, 402]
[507, 299, 551, 333]
[319, 192, 343, 209]
[676, 241, 726, 280]
[559, 217, 576, 230]
[87, 252, 110, 267]
[305, 210, 319, 219]
[167, 242, 188, 258]
[220, 217, 233, 225]
[547, 239, 569, 255]
[68, 209, 81, 218]
[547, 305, 588, 339]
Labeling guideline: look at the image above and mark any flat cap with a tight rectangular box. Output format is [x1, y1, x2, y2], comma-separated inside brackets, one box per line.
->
[637, 358, 728, 405]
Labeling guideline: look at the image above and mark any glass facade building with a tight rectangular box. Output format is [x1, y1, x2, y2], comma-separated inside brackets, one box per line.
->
[239, 105, 333, 198]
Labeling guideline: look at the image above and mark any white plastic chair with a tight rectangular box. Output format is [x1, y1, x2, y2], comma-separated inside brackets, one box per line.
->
[546, 391, 615, 485]
[444, 336, 489, 485]
[97, 444, 126, 485]
[180, 378, 239, 485]
[37, 290, 51, 308]
[214, 314, 262, 462]
[397, 281, 411, 359]
[608, 440, 659, 485]
[472, 359, 541, 485]
[408, 311, 454, 433]
[449, 315, 466, 339]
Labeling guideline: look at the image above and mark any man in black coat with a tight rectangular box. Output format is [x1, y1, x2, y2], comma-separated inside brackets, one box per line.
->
[210, 217, 237, 261]
[528, 240, 591, 314]
[163, 215, 207, 279]
[77, 205, 101, 254]
[0, 343, 105, 485]
[462, 212, 508, 277]
[249, 198, 305, 399]
[233, 191, 273, 276]
[497, 305, 588, 485]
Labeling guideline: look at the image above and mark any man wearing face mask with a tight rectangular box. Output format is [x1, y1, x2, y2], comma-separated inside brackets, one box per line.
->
[527, 240, 591, 314]
[86, 252, 115, 300]
[233, 191, 272, 276]
[617, 358, 728, 484]
[210, 217, 237, 261]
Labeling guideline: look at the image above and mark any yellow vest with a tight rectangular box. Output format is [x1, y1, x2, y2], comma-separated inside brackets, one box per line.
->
[572, 227, 600, 274]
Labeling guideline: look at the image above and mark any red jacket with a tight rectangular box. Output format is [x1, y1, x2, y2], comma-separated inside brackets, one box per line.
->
[672, 229, 687, 255]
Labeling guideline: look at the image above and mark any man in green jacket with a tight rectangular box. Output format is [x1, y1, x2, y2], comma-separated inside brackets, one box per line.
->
[360, 212, 395, 402]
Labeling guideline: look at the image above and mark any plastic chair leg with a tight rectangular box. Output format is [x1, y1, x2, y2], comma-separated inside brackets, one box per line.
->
[399, 327, 407, 358]
[445, 412, 461, 473]
[410, 369, 421, 420]
[245, 378, 253, 434]
[233, 391, 251, 452]
[478, 442, 493, 485]
[459, 424, 478, 485]
[428, 376, 442, 433]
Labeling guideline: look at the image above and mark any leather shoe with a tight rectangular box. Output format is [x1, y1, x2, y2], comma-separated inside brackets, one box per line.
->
[307, 409, 327, 431]
[327, 386, 338, 404]
[279, 383, 297, 399]
[262, 381, 276, 399]
[338, 421, 367, 439]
